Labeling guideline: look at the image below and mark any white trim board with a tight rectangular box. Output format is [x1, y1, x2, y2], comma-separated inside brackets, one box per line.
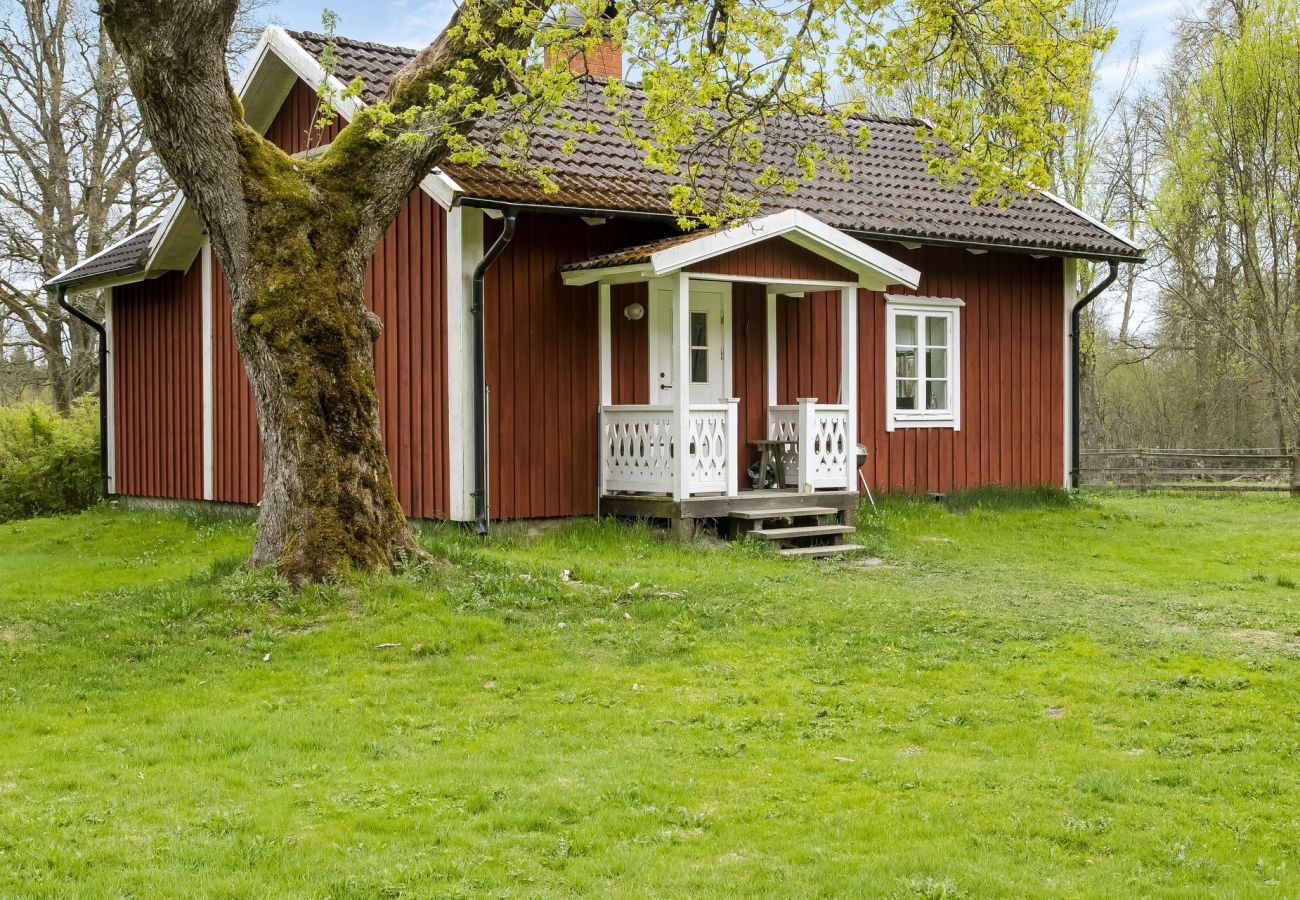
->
[446, 206, 483, 522]
[562, 209, 921, 292]
[200, 241, 215, 501]
[104, 288, 116, 494]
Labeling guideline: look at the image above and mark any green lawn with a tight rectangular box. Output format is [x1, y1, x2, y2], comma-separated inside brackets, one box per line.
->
[3, 493, 1300, 897]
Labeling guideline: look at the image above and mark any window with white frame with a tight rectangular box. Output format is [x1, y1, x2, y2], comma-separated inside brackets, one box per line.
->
[885, 296, 962, 430]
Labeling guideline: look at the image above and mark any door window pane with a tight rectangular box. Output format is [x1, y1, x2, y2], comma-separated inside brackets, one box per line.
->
[689, 311, 709, 384]
[690, 311, 708, 348]
[690, 349, 708, 384]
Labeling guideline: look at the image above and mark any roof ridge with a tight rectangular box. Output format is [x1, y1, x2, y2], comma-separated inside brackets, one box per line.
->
[287, 29, 419, 56]
[292, 30, 926, 129]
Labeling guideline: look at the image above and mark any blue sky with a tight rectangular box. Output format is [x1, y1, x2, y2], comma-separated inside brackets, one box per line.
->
[266, 0, 1188, 93]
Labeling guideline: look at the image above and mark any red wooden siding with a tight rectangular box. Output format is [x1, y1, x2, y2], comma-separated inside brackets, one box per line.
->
[112, 269, 203, 500]
[687, 237, 855, 283]
[730, 282, 768, 473]
[209, 190, 452, 517]
[211, 261, 261, 504]
[609, 283, 650, 405]
[855, 247, 1064, 493]
[776, 291, 842, 404]
[263, 79, 340, 156]
[483, 214, 672, 519]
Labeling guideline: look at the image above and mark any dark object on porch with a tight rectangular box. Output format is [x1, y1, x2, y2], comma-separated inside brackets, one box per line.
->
[749, 438, 798, 489]
[856, 443, 876, 511]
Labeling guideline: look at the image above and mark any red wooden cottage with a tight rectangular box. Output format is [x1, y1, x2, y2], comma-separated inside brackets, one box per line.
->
[48, 27, 1143, 546]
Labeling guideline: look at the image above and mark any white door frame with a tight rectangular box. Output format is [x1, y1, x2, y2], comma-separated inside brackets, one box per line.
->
[649, 278, 732, 405]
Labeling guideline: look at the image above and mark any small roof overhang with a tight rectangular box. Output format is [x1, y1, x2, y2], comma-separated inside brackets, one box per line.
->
[559, 209, 921, 291]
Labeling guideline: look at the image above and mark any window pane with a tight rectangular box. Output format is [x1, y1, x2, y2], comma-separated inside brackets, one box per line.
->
[896, 378, 917, 410]
[895, 314, 918, 346]
[926, 347, 947, 379]
[895, 347, 917, 379]
[926, 379, 948, 411]
[690, 311, 708, 348]
[691, 348, 708, 384]
[926, 315, 948, 347]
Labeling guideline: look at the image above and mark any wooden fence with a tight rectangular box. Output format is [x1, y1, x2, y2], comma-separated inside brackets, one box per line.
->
[1081, 448, 1300, 493]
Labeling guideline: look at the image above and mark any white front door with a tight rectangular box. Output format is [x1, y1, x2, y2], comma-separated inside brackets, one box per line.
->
[651, 281, 730, 405]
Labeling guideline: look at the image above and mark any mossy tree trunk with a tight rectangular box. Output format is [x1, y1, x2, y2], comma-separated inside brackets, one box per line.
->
[100, 0, 547, 583]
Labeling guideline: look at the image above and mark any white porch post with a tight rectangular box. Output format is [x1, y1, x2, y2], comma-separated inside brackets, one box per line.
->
[841, 285, 858, 491]
[725, 397, 740, 497]
[765, 290, 778, 407]
[672, 273, 691, 501]
[200, 241, 214, 501]
[598, 282, 612, 505]
[797, 397, 817, 493]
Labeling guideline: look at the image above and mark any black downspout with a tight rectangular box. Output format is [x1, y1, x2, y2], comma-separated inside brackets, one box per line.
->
[53, 285, 110, 499]
[1070, 259, 1120, 490]
[471, 209, 519, 535]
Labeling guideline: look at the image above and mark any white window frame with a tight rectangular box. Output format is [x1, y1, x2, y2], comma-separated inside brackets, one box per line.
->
[885, 296, 963, 431]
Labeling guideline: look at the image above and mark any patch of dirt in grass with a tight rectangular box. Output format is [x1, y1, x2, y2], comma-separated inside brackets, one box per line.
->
[0, 622, 32, 644]
[1226, 628, 1300, 654]
[852, 557, 898, 571]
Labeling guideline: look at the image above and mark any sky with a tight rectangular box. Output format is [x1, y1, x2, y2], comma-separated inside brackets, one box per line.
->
[268, 0, 1187, 89]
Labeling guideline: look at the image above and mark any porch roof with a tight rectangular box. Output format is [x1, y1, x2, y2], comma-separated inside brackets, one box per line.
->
[559, 209, 921, 291]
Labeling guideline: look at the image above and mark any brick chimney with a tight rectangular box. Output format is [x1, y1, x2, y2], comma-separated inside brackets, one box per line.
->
[544, 3, 623, 79]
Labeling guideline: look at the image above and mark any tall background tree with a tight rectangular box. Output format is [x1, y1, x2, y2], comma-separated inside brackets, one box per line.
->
[93, 0, 1111, 582]
[0, 0, 269, 410]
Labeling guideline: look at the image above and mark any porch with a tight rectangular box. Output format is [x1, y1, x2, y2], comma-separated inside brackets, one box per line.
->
[560, 209, 921, 549]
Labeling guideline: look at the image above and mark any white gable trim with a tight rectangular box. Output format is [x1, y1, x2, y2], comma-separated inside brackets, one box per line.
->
[146, 26, 456, 276]
[563, 210, 920, 292]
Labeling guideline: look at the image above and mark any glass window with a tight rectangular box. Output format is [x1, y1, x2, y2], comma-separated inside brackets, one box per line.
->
[888, 302, 960, 428]
[690, 311, 708, 384]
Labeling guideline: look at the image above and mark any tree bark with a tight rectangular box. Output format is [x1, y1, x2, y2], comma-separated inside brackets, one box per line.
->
[99, 0, 547, 583]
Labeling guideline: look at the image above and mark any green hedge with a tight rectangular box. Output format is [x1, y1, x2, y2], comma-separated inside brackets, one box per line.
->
[0, 398, 100, 522]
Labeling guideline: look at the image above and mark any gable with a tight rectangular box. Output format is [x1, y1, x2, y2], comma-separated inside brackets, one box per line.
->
[264, 79, 341, 156]
[685, 236, 857, 283]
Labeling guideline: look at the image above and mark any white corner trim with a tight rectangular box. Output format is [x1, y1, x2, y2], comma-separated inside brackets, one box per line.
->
[884, 301, 962, 432]
[1063, 258, 1078, 488]
[104, 288, 116, 494]
[447, 206, 482, 521]
[884, 294, 965, 308]
[1040, 188, 1144, 254]
[200, 242, 214, 501]
[649, 209, 921, 290]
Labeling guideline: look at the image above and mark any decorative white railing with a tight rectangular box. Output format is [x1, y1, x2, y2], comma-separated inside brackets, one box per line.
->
[602, 402, 739, 498]
[767, 398, 852, 491]
[686, 405, 732, 494]
[601, 405, 677, 494]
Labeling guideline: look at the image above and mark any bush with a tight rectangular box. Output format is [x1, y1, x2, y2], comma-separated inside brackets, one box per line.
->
[0, 398, 100, 522]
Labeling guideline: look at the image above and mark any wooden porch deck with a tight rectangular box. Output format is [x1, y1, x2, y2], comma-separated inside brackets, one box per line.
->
[600, 489, 862, 553]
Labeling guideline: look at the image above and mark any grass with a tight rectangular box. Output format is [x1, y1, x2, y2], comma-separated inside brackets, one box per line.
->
[3, 492, 1300, 897]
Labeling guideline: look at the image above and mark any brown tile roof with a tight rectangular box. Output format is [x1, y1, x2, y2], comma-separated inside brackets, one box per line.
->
[559, 229, 723, 271]
[291, 31, 1141, 260]
[45, 225, 159, 289]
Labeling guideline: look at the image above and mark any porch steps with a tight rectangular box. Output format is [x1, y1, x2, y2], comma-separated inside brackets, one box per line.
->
[730, 506, 839, 520]
[779, 543, 867, 558]
[753, 524, 857, 541]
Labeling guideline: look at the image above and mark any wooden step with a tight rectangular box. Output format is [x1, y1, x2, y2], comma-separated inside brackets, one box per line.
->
[729, 506, 839, 521]
[780, 543, 866, 558]
[752, 524, 857, 541]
